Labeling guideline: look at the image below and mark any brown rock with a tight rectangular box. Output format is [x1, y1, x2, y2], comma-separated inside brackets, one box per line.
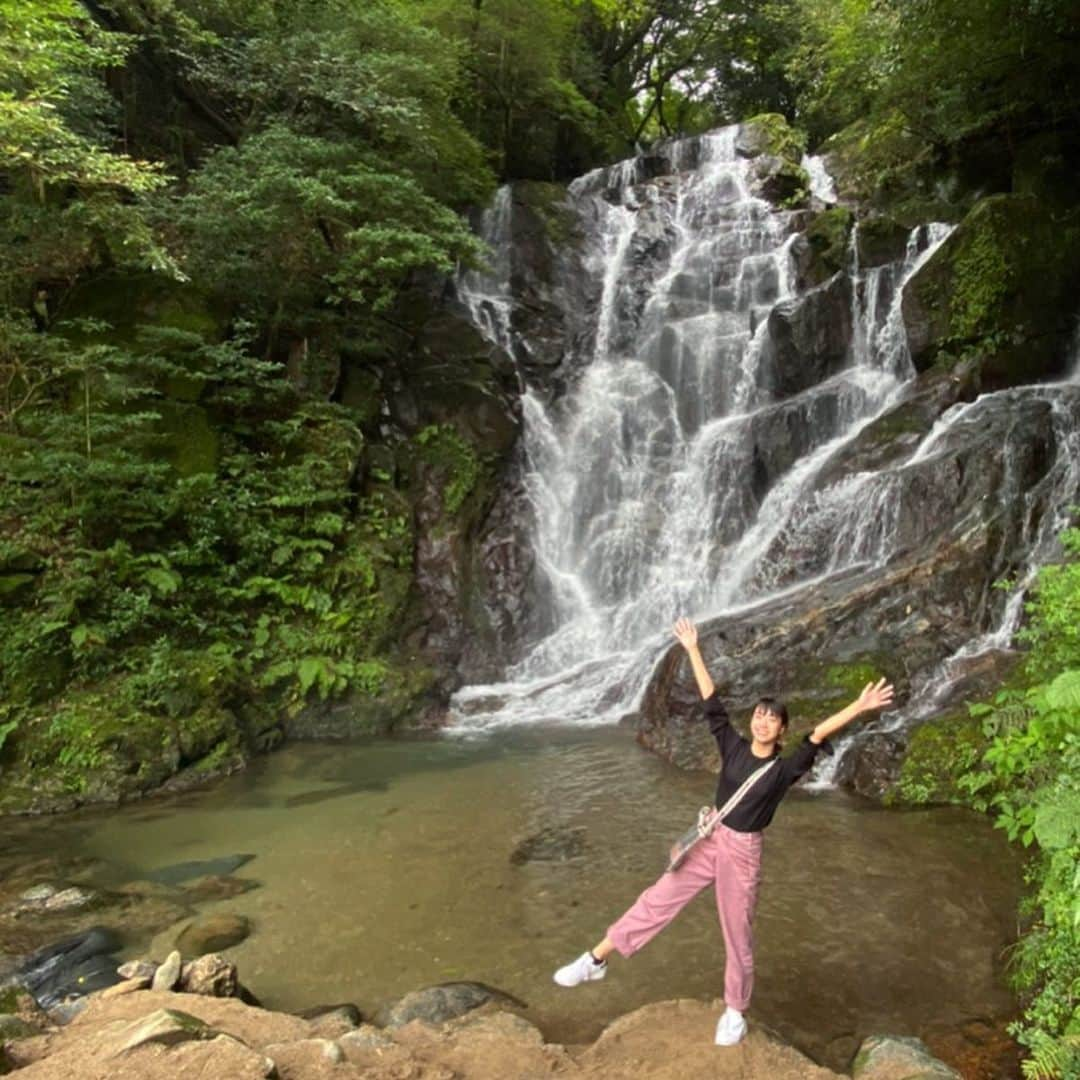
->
[179, 953, 239, 998]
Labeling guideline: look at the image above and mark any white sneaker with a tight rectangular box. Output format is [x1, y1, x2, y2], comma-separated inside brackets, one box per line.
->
[714, 1007, 747, 1046]
[553, 952, 607, 987]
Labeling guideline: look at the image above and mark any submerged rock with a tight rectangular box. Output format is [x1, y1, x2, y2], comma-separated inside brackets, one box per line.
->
[853, 1033, 962, 1079]
[13, 927, 123, 1009]
[146, 854, 256, 887]
[510, 825, 586, 865]
[175, 913, 251, 956]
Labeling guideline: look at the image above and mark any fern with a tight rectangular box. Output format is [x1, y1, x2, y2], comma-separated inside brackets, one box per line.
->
[1021, 1033, 1080, 1080]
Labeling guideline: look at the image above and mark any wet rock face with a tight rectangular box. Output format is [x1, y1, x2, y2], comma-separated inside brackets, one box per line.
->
[637, 383, 1080, 776]
[902, 193, 1080, 386]
[760, 274, 854, 400]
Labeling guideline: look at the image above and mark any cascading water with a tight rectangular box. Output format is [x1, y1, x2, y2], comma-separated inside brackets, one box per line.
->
[450, 126, 1080, 757]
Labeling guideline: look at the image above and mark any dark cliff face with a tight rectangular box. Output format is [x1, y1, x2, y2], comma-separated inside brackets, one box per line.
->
[443, 119, 1080, 794]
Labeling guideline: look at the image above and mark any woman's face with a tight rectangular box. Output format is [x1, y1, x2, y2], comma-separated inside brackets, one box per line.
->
[750, 705, 786, 745]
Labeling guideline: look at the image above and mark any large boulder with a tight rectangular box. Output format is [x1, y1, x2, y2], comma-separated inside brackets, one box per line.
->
[760, 274, 854, 399]
[902, 194, 1080, 385]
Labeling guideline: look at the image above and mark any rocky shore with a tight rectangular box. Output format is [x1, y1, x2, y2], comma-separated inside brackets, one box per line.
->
[1, 970, 969, 1080]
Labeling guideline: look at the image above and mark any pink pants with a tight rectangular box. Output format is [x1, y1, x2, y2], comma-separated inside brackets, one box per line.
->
[606, 823, 763, 1011]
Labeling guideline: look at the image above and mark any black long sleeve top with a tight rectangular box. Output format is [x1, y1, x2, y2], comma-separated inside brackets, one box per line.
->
[704, 690, 833, 833]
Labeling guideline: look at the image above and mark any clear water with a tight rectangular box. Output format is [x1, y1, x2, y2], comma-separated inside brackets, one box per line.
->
[4, 731, 1020, 1068]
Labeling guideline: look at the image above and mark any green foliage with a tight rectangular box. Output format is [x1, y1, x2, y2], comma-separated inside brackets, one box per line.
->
[0, 323, 417, 782]
[0, 0, 173, 304]
[891, 713, 986, 806]
[953, 543, 1080, 1076]
[164, 124, 484, 331]
[1019, 529, 1080, 680]
[790, 0, 1080, 208]
[414, 423, 481, 515]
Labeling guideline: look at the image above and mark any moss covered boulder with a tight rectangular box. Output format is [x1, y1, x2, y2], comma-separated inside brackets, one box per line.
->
[735, 114, 811, 209]
[792, 208, 854, 288]
[902, 194, 1080, 385]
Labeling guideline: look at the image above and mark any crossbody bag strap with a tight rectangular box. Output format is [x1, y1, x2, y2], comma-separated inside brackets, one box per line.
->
[700, 757, 779, 835]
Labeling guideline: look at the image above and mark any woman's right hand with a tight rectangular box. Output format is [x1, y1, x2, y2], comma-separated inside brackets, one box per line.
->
[673, 617, 698, 650]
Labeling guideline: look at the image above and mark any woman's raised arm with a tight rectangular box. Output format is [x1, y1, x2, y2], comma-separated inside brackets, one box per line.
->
[809, 678, 895, 744]
[673, 617, 716, 701]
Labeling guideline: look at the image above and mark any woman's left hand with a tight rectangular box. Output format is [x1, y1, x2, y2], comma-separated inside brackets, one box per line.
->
[855, 678, 895, 713]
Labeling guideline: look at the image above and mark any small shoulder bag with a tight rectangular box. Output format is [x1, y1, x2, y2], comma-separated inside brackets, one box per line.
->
[666, 757, 778, 873]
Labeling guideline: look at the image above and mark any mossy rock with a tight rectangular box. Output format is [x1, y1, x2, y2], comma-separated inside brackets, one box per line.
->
[800, 208, 854, 285]
[888, 711, 987, 807]
[781, 654, 898, 739]
[751, 156, 811, 209]
[819, 113, 962, 223]
[902, 194, 1080, 385]
[56, 271, 224, 348]
[855, 214, 910, 269]
[737, 114, 808, 166]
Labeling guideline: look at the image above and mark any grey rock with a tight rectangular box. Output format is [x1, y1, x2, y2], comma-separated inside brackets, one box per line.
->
[151, 950, 182, 992]
[47, 997, 88, 1025]
[760, 274, 853, 400]
[111, 1008, 214, 1054]
[380, 981, 527, 1028]
[117, 960, 157, 981]
[145, 854, 255, 886]
[18, 885, 56, 904]
[853, 1034, 961, 1079]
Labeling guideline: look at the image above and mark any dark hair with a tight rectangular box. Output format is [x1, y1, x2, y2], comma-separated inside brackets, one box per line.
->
[754, 697, 789, 727]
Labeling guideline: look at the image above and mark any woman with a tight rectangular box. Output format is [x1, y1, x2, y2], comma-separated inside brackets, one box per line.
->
[553, 616, 895, 1046]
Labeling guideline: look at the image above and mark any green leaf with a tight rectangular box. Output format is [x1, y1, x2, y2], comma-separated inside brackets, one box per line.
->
[1045, 669, 1080, 711]
[1033, 793, 1080, 851]
[142, 567, 181, 595]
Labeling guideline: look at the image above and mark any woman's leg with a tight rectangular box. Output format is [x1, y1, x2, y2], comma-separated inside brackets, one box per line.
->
[605, 839, 717, 958]
[712, 825, 763, 1012]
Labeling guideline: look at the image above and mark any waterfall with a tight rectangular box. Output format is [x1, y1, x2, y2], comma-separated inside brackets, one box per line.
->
[450, 127, 1080, 748]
